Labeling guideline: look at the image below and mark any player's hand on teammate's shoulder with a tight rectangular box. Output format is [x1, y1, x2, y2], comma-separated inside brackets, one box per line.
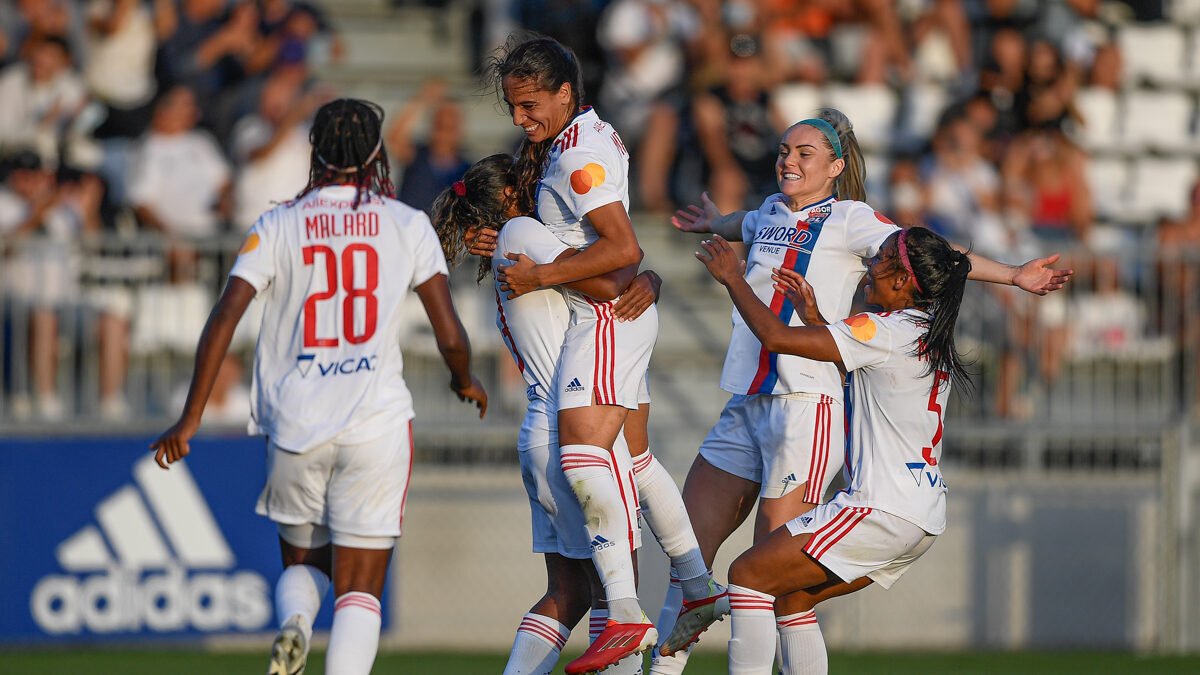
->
[774, 267, 825, 326]
[496, 252, 540, 298]
[150, 417, 200, 470]
[465, 227, 499, 258]
[612, 269, 662, 322]
[451, 375, 488, 418]
[1013, 253, 1074, 295]
[696, 235, 742, 285]
[671, 191, 719, 233]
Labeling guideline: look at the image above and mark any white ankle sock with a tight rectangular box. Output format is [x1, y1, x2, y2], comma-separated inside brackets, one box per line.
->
[631, 452, 710, 600]
[503, 613, 570, 675]
[326, 591, 381, 675]
[560, 444, 640, 622]
[727, 584, 777, 675]
[275, 564, 329, 642]
[649, 575, 691, 675]
[777, 610, 827, 675]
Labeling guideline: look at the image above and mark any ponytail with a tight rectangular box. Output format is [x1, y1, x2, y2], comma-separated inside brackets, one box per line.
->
[813, 108, 866, 203]
[900, 227, 973, 391]
[430, 153, 517, 282]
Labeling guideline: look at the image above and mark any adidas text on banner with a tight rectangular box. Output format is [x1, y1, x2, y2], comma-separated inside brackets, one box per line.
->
[565, 617, 657, 674]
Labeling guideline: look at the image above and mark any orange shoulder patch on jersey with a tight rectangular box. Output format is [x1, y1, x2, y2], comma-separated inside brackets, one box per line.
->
[874, 211, 894, 225]
[238, 233, 260, 255]
[570, 163, 606, 194]
[844, 313, 877, 341]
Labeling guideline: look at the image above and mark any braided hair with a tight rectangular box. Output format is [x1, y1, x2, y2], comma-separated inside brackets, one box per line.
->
[430, 153, 518, 282]
[485, 33, 584, 215]
[296, 98, 395, 208]
[891, 227, 974, 390]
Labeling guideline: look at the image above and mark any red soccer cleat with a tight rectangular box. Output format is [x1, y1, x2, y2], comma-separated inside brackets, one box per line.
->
[565, 617, 657, 674]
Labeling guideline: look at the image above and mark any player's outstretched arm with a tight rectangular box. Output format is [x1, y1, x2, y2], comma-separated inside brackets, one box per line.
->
[151, 277, 256, 469]
[672, 191, 747, 241]
[697, 236, 842, 364]
[415, 273, 487, 417]
[956, 246, 1074, 295]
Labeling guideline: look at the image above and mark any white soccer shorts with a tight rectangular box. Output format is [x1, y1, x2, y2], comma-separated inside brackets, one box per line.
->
[520, 409, 642, 559]
[699, 392, 844, 501]
[555, 304, 657, 411]
[256, 421, 413, 543]
[786, 493, 936, 590]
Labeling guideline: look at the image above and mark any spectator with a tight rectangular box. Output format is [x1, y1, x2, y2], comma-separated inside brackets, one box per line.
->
[0, 35, 88, 165]
[886, 157, 928, 227]
[154, 0, 261, 119]
[1001, 126, 1092, 249]
[85, 0, 158, 140]
[385, 79, 470, 215]
[691, 34, 785, 213]
[231, 67, 321, 230]
[925, 113, 1011, 258]
[128, 85, 231, 279]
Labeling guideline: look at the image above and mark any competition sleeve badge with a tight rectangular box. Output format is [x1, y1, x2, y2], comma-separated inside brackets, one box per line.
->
[237, 233, 260, 255]
[844, 314, 877, 341]
[570, 163, 606, 194]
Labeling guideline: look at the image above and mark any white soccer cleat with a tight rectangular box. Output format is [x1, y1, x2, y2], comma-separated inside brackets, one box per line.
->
[658, 581, 730, 656]
[267, 617, 309, 675]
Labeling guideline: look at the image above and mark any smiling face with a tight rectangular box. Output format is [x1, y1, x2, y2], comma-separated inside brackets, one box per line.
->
[776, 123, 844, 210]
[502, 75, 574, 144]
[863, 233, 910, 310]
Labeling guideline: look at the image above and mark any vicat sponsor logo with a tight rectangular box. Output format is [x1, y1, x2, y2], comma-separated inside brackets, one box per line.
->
[300, 355, 378, 377]
[905, 461, 947, 488]
[30, 457, 272, 635]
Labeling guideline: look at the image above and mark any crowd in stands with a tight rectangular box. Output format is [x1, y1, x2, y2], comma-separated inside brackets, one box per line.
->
[0, 0, 1196, 424]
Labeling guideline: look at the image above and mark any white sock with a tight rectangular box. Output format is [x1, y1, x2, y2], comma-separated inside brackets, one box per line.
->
[503, 613, 570, 675]
[632, 452, 710, 601]
[326, 591, 381, 675]
[561, 444, 640, 622]
[275, 564, 329, 642]
[777, 610, 827, 675]
[590, 608, 608, 642]
[728, 584, 777, 675]
[649, 576, 691, 675]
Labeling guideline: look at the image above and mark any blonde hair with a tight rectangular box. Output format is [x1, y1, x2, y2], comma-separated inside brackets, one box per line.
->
[810, 107, 866, 202]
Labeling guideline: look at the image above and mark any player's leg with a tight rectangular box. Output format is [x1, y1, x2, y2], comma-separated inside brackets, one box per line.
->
[269, 531, 332, 675]
[772, 578, 872, 675]
[506, 553, 592, 675]
[326, 542, 393, 675]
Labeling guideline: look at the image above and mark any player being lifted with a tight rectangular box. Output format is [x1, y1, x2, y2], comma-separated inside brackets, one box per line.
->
[151, 98, 487, 675]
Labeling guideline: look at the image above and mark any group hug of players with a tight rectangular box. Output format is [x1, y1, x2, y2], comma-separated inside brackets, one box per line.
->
[151, 33, 1071, 675]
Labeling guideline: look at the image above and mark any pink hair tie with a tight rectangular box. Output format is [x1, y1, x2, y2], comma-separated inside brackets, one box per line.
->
[452, 180, 466, 196]
[897, 228, 923, 294]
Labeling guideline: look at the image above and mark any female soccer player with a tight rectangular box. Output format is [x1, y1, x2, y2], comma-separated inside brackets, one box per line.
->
[150, 98, 487, 675]
[656, 108, 1070, 670]
[485, 36, 727, 673]
[697, 227, 969, 675]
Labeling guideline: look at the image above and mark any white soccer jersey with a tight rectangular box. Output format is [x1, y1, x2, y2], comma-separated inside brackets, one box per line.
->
[720, 195, 899, 398]
[535, 106, 630, 250]
[229, 185, 448, 453]
[827, 309, 949, 534]
[493, 216, 572, 448]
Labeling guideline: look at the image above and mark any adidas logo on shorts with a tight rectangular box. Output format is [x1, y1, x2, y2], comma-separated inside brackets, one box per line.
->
[800, 515, 813, 526]
[781, 473, 798, 488]
[564, 377, 585, 393]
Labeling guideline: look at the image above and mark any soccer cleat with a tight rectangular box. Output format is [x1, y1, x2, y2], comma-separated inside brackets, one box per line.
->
[565, 615, 657, 674]
[266, 618, 308, 675]
[658, 582, 730, 656]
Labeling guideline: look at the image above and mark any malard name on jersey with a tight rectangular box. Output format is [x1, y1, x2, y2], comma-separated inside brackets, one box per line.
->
[304, 211, 381, 239]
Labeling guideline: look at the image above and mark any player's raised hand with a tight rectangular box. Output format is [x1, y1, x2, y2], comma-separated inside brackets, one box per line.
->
[465, 227, 499, 258]
[773, 267, 826, 326]
[696, 235, 743, 285]
[1012, 253, 1074, 295]
[150, 417, 200, 470]
[496, 252, 540, 298]
[612, 270, 661, 322]
[671, 191, 720, 233]
[451, 375, 488, 418]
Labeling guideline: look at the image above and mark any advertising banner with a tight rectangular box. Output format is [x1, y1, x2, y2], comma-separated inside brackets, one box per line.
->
[0, 435, 377, 643]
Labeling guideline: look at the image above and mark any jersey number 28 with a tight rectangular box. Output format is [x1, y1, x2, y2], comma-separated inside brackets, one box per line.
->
[302, 244, 378, 347]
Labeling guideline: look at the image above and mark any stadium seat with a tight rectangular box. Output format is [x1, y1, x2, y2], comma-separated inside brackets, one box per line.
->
[1071, 87, 1121, 153]
[772, 83, 822, 126]
[1128, 156, 1198, 221]
[1118, 24, 1187, 87]
[1121, 89, 1193, 153]
[824, 84, 897, 153]
[1086, 157, 1131, 222]
[897, 81, 948, 148]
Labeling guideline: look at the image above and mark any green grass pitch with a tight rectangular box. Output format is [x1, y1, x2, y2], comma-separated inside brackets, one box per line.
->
[1, 649, 1198, 674]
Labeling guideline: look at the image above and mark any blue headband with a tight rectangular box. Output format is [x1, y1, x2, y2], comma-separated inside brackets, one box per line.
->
[798, 118, 843, 159]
